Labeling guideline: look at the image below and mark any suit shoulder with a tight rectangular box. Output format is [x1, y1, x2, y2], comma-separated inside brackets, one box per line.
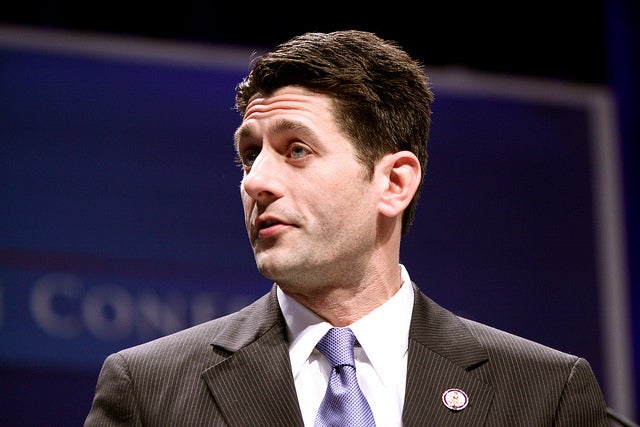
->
[116, 287, 278, 359]
[459, 316, 582, 366]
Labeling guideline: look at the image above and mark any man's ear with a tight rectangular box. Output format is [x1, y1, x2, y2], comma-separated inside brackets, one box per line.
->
[376, 151, 422, 218]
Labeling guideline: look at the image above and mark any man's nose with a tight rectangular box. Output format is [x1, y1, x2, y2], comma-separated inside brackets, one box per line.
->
[241, 151, 283, 202]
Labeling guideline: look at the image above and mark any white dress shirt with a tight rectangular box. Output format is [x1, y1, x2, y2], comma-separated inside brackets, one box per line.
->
[277, 264, 414, 427]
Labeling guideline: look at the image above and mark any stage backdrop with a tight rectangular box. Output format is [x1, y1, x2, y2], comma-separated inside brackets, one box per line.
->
[0, 25, 635, 426]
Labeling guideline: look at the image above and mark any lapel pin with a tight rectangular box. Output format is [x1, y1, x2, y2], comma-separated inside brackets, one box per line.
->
[442, 388, 469, 411]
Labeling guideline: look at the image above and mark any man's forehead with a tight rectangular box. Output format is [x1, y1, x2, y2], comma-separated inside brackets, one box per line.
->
[234, 87, 339, 150]
[243, 87, 332, 119]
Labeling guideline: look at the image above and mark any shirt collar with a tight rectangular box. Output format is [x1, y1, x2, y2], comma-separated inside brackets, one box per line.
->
[278, 264, 414, 386]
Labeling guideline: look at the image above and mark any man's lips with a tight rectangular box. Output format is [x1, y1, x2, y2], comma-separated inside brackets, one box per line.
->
[254, 216, 291, 239]
[258, 223, 289, 238]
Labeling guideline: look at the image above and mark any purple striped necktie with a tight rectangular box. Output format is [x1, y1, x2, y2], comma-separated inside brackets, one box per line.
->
[314, 327, 376, 427]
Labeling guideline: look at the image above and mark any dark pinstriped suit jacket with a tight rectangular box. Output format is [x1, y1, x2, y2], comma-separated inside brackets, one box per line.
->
[84, 283, 610, 426]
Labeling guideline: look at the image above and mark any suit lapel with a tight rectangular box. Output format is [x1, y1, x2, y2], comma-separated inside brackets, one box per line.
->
[402, 283, 494, 426]
[199, 283, 495, 426]
[201, 286, 304, 426]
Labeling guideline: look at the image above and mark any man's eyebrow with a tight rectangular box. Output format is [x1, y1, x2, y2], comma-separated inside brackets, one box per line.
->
[270, 119, 317, 140]
[234, 119, 317, 151]
[233, 125, 256, 151]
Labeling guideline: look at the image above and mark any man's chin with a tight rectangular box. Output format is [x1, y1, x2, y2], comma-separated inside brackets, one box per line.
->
[255, 257, 298, 283]
[254, 256, 279, 280]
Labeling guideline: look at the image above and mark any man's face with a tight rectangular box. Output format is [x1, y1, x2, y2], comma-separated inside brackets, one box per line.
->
[234, 86, 381, 290]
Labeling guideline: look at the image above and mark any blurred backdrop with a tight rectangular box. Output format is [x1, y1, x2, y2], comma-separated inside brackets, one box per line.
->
[1, 1, 639, 425]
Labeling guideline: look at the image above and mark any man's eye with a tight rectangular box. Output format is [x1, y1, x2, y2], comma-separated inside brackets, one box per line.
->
[245, 152, 259, 166]
[290, 145, 309, 159]
[237, 151, 258, 168]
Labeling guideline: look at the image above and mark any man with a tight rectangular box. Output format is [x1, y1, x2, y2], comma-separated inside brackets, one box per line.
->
[84, 30, 611, 426]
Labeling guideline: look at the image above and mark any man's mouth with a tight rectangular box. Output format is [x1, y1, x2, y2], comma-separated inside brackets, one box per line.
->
[259, 219, 281, 230]
[254, 216, 290, 239]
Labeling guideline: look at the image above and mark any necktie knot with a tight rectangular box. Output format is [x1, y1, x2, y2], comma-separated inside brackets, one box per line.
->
[316, 327, 357, 368]
[314, 327, 375, 426]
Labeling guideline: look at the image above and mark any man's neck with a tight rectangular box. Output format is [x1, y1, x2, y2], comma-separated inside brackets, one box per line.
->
[280, 264, 403, 327]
